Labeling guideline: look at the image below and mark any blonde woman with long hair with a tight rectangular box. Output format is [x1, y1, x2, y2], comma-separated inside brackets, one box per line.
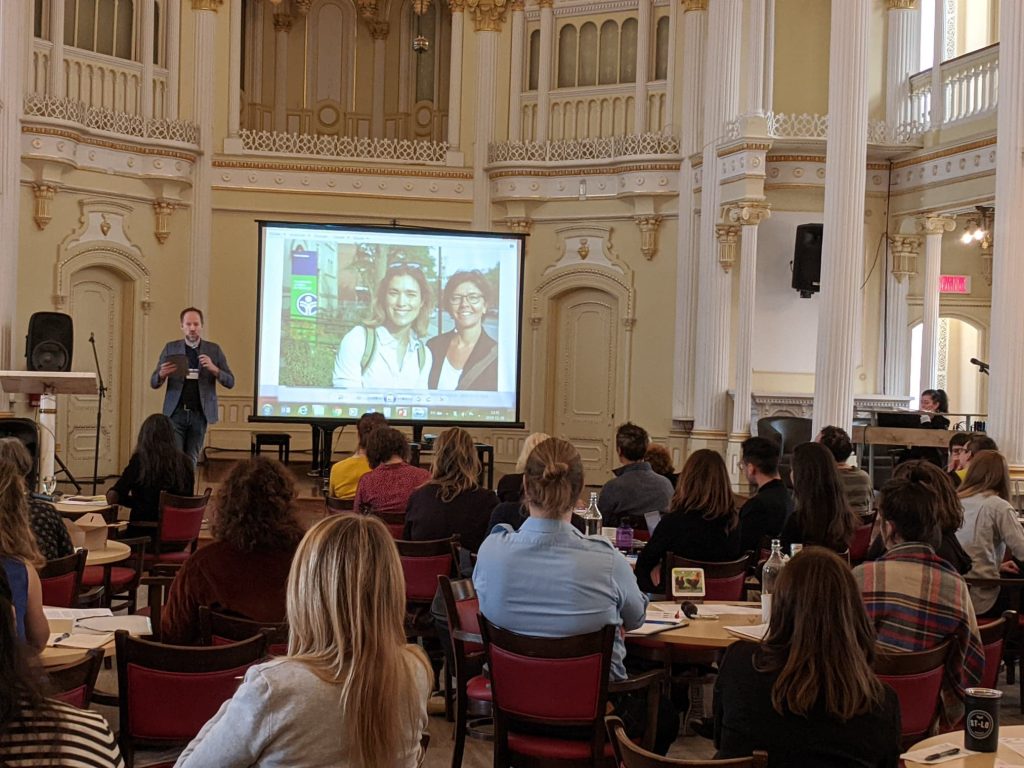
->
[403, 426, 498, 556]
[0, 458, 49, 650]
[176, 514, 431, 768]
[955, 450, 1024, 617]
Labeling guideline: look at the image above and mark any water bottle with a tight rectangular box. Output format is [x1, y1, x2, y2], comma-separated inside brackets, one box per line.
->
[615, 519, 634, 551]
[582, 492, 602, 537]
[761, 539, 785, 623]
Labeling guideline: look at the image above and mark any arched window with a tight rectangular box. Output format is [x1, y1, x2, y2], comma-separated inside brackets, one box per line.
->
[578, 22, 598, 87]
[654, 15, 669, 80]
[557, 24, 578, 88]
[528, 29, 540, 90]
[619, 17, 637, 83]
[598, 20, 618, 85]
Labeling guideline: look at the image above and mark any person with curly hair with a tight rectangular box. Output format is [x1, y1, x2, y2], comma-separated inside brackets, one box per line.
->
[162, 456, 304, 644]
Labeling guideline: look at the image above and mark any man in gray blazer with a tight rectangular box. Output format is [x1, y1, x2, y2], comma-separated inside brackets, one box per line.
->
[151, 307, 234, 465]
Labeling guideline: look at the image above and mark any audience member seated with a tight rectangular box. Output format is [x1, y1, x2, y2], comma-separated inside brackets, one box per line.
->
[714, 548, 901, 767]
[818, 426, 874, 518]
[0, 568, 124, 767]
[0, 438, 73, 561]
[635, 449, 741, 593]
[495, 431, 549, 504]
[956, 450, 1024, 617]
[474, 437, 678, 754]
[955, 435, 1000, 487]
[738, 436, 792, 554]
[866, 461, 971, 574]
[779, 442, 858, 555]
[947, 432, 972, 488]
[853, 477, 983, 727]
[176, 514, 431, 767]
[644, 443, 679, 488]
[899, 389, 951, 467]
[328, 411, 387, 500]
[403, 426, 498, 558]
[162, 456, 303, 644]
[488, 500, 528, 531]
[353, 427, 430, 514]
[597, 422, 673, 527]
[0, 458, 48, 649]
[106, 413, 194, 540]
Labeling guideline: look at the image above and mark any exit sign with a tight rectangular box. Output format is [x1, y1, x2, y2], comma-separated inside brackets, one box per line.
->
[940, 274, 971, 294]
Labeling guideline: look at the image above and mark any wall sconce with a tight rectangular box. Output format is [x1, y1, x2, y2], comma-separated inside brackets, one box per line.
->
[961, 205, 993, 250]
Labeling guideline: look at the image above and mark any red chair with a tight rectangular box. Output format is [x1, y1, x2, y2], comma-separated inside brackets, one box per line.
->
[666, 554, 750, 602]
[81, 536, 148, 612]
[372, 510, 407, 539]
[874, 639, 953, 749]
[978, 611, 1015, 689]
[114, 629, 267, 768]
[848, 522, 875, 565]
[325, 496, 355, 514]
[47, 648, 104, 709]
[139, 489, 211, 568]
[439, 575, 492, 768]
[39, 550, 87, 607]
[198, 605, 290, 656]
[605, 715, 767, 767]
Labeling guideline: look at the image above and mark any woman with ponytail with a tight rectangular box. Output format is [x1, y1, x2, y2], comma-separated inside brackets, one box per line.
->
[0, 457, 49, 649]
[176, 514, 431, 768]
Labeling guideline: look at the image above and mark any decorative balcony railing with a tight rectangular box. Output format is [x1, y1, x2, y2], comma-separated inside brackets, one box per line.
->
[488, 132, 680, 165]
[724, 112, 923, 145]
[24, 94, 199, 145]
[237, 129, 449, 164]
[519, 82, 669, 142]
[908, 43, 998, 130]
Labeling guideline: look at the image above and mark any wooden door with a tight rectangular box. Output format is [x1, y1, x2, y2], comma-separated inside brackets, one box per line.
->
[546, 288, 620, 480]
[58, 266, 130, 482]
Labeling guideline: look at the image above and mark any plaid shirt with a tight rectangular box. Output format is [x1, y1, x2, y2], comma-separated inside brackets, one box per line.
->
[353, 461, 431, 514]
[854, 542, 984, 728]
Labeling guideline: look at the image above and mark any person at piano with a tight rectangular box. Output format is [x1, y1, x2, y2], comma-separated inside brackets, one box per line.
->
[918, 389, 950, 429]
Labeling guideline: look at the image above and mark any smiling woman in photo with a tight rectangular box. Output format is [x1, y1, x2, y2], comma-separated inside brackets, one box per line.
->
[428, 270, 498, 391]
[333, 262, 434, 389]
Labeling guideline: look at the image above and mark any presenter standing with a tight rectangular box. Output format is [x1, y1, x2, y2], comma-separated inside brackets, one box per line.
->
[151, 308, 234, 465]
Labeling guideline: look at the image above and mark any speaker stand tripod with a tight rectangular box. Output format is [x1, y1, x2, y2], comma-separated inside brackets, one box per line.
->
[53, 451, 82, 493]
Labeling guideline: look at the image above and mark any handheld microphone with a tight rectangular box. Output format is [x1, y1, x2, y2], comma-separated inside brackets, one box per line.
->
[680, 601, 700, 619]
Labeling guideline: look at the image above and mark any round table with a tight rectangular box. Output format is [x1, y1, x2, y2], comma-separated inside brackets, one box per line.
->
[628, 602, 764, 649]
[85, 540, 131, 566]
[905, 726, 1024, 766]
[54, 500, 112, 518]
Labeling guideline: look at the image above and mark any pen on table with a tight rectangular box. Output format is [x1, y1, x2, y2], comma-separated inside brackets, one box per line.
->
[52, 632, 71, 645]
[645, 620, 680, 626]
[923, 747, 960, 762]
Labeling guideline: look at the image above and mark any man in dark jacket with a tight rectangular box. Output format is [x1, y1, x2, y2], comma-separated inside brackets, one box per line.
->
[597, 423, 673, 527]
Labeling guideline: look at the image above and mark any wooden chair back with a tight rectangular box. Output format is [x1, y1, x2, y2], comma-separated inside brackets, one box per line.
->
[325, 495, 355, 514]
[198, 605, 289, 655]
[39, 549, 87, 607]
[874, 639, 952, 747]
[605, 715, 768, 767]
[47, 648, 104, 709]
[665, 553, 750, 602]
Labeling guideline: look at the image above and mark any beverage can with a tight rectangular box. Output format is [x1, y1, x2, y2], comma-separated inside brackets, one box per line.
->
[964, 687, 1002, 752]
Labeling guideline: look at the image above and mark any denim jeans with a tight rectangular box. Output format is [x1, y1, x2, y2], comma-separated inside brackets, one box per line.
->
[170, 407, 207, 466]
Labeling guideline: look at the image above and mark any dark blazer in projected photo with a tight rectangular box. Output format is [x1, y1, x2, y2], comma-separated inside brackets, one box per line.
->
[427, 269, 499, 392]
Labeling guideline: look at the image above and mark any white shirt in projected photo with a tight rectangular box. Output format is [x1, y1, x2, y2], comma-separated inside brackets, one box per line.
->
[332, 325, 432, 390]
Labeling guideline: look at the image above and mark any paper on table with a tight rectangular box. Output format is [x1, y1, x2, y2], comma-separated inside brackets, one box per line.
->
[63, 495, 107, 503]
[74, 615, 151, 635]
[626, 619, 689, 637]
[713, 604, 765, 616]
[48, 632, 113, 649]
[1001, 738, 1024, 759]
[900, 743, 977, 764]
[724, 623, 770, 642]
[996, 760, 1024, 768]
[44, 607, 113, 620]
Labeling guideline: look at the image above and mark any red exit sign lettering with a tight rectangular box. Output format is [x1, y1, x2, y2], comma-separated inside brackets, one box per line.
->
[940, 274, 971, 294]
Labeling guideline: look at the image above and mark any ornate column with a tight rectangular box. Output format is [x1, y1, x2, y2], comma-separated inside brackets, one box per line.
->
[985, 0, 1024, 462]
[273, 10, 292, 132]
[189, 0, 222, 310]
[742, 0, 767, 116]
[0, 0, 28, 369]
[916, 215, 954, 391]
[883, 234, 921, 395]
[729, 202, 771, 438]
[633, 0, 653, 133]
[763, 0, 774, 112]
[447, 0, 465, 152]
[370, 21, 390, 138]
[140, 0, 156, 118]
[693, 0, 742, 440]
[671, 0, 707, 424]
[886, 0, 919, 129]
[535, 0, 554, 142]
[930, 0, 945, 128]
[811, 0, 870, 436]
[467, 0, 508, 228]
[507, 0, 525, 142]
[228, 0, 242, 138]
[48, 0, 66, 99]
[662, 0, 678, 133]
[167, 0, 182, 118]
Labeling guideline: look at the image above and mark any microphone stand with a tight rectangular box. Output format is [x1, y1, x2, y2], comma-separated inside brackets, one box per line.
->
[89, 333, 106, 495]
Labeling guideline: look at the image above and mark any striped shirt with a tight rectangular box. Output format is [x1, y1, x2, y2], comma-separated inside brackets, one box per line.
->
[837, 465, 874, 518]
[0, 699, 124, 767]
[853, 542, 984, 728]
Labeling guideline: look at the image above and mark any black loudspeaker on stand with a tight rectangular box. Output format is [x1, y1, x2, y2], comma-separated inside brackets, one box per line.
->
[89, 333, 106, 495]
[26, 312, 73, 371]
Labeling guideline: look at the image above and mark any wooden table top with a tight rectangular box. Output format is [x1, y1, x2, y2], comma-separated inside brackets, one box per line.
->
[54, 500, 112, 517]
[628, 602, 765, 649]
[85, 540, 131, 566]
[904, 726, 1024, 766]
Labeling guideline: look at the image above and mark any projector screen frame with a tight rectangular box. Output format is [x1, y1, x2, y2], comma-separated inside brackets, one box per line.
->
[248, 219, 527, 430]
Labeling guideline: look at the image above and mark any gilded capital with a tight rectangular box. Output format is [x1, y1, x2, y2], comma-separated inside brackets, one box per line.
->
[888, 234, 921, 281]
[537, 0, 555, 7]
[510, 0, 525, 10]
[682, 0, 708, 12]
[273, 12, 293, 33]
[727, 201, 771, 227]
[467, 0, 509, 31]
[887, 0, 917, 9]
[448, 0, 466, 12]
[715, 223, 741, 273]
[916, 214, 956, 236]
[367, 19, 390, 39]
[634, 215, 662, 261]
[191, 0, 223, 10]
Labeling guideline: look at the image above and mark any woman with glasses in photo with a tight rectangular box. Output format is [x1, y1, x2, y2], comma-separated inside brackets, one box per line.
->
[333, 262, 434, 390]
[427, 270, 498, 391]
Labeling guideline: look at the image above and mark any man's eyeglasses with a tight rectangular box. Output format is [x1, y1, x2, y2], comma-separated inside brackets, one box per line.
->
[448, 293, 484, 307]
